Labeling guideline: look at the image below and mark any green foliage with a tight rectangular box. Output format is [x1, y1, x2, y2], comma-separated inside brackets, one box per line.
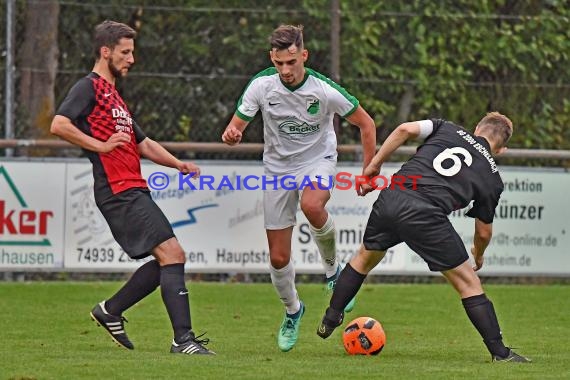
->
[51, 1, 313, 151]
[4, 1, 570, 158]
[302, 0, 570, 151]
[174, 114, 192, 142]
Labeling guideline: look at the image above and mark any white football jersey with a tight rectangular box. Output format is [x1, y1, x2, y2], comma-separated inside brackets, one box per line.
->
[236, 67, 359, 174]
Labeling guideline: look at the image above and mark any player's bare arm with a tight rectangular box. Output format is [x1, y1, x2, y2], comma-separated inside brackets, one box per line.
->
[137, 138, 200, 178]
[364, 121, 422, 178]
[345, 105, 377, 168]
[345, 106, 377, 196]
[222, 115, 249, 145]
[471, 218, 493, 271]
[50, 115, 130, 153]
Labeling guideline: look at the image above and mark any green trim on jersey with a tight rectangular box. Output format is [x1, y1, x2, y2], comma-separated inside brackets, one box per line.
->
[282, 71, 309, 92]
[343, 103, 359, 118]
[235, 67, 277, 121]
[236, 109, 254, 122]
[235, 66, 360, 121]
[305, 68, 359, 117]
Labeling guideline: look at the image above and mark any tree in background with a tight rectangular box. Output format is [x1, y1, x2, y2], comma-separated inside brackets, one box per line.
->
[3, 0, 569, 158]
[304, 0, 570, 151]
[18, 0, 59, 142]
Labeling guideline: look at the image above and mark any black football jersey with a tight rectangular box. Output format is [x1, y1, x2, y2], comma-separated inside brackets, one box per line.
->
[396, 119, 503, 223]
[56, 72, 147, 202]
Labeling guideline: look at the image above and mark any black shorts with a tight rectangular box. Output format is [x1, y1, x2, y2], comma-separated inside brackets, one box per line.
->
[363, 189, 468, 272]
[97, 188, 175, 260]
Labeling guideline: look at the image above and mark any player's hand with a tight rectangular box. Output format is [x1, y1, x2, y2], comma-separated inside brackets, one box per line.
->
[101, 132, 130, 153]
[178, 162, 201, 179]
[471, 246, 484, 271]
[357, 183, 374, 197]
[222, 125, 243, 145]
[357, 163, 381, 196]
[362, 162, 381, 179]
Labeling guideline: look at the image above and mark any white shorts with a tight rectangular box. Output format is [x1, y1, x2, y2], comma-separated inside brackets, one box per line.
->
[263, 159, 336, 229]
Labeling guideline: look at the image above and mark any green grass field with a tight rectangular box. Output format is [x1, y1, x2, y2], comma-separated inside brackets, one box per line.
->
[0, 281, 568, 380]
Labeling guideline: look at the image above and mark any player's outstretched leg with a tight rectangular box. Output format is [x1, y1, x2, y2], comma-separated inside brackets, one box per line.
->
[277, 301, 305, 352]
[449, 263, 531, 364]
[326, 264, 356, 313]
[309, 214, 356, 312]
[316, 306, 344, 339]
[90, 301, 134, 350]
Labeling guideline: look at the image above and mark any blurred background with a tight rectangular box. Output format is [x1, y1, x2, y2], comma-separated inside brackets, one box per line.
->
[1, 0, 569, 162]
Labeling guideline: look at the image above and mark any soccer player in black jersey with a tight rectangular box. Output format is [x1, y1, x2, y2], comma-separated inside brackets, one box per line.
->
[50, 20, 214, 355]
[317, 112, 531, 363]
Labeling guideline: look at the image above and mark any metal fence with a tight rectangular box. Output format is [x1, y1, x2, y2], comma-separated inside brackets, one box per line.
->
[2, 1, 570, 159]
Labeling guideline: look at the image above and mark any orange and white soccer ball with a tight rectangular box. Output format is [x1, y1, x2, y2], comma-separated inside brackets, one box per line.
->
[342, 316, 386, 355]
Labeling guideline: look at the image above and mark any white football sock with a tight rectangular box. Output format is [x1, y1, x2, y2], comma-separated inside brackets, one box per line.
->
[270, 260, 301, 315]
[310, 214, 338, 278]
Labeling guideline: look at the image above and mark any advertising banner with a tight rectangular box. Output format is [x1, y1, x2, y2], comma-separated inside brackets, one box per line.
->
[1, 160, 568, 276]
[292, 165, 409, 274]
[446, 169, 569, 276]
[63, 163, 151, 270]
[0, 163, 65, 269]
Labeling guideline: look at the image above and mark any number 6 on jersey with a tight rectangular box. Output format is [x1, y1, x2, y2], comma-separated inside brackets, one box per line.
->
[433, 147, 473, 177]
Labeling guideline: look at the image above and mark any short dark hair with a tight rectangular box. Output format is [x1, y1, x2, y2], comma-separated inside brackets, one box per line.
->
[476, 111, 513, 148]
[93, 20, 136, 59]
[270, 24, 304, 51]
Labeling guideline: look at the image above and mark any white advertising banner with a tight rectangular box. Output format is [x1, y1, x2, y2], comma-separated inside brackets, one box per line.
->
[146, 164, 268, 272]
[63, 163, 151, 270]
[292, 165, 410, 274]
[447, 169, 569, 276]
[1, 160, 568, 275]
[0, 162, 65, 269]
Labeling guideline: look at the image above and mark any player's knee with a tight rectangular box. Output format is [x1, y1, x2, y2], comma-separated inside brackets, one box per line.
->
[170, 248, 186, 264]
[300, 199, 324, 218]
[466, 275, 483, 294]
[353, 247, 383, 273]
[270, 254, 290, 269]
[153, 240, 186, 265]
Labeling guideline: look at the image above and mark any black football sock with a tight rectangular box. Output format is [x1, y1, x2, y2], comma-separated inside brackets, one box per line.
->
[462, 293, 510, 358]
[329, 263, 367, 312]
[105, 259, 161, 315]
[160, 263, 192, 343]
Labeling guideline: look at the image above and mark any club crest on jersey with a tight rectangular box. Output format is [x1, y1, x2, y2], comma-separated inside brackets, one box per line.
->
[306, 97, 320, 115]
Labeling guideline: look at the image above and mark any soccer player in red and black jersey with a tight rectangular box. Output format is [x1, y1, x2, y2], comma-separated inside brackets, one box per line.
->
[51, 20, 214, 355]
[317, 112, 531, 363]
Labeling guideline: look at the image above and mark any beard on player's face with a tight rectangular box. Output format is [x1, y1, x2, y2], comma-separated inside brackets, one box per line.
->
[108, 59, 124, 79]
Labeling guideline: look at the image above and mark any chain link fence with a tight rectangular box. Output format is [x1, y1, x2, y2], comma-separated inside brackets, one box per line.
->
[1, 1, 569, 160]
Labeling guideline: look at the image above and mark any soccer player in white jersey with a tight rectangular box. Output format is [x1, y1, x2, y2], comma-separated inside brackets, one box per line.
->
[222, 24, 376, 352]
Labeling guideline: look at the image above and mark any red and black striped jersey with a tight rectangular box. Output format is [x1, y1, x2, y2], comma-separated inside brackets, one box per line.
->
[56, 72, 148, 202]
